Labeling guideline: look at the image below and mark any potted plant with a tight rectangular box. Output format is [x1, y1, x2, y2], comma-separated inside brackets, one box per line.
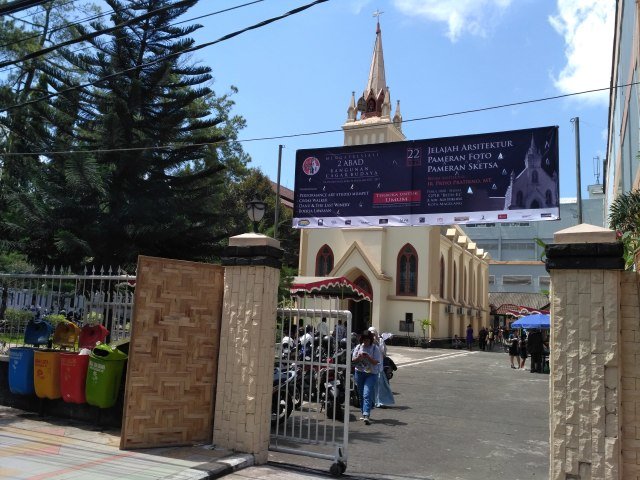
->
[609, 189, 640, 270]
[419, 318, 432, 348]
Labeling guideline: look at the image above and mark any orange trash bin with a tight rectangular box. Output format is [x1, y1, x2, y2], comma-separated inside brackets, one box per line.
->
[34, 350, 62, 400]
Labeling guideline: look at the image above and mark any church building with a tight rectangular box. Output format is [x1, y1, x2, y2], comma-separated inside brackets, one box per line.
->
[297, 20, 490, 340]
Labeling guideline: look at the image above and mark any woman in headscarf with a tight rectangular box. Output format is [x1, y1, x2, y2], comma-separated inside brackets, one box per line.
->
[369, 326, 395, 408]
[352, 329, 383, 424]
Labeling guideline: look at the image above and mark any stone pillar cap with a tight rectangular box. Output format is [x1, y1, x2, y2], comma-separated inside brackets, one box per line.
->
[553, 223, 616, 244]
[229, 233, 281, 249]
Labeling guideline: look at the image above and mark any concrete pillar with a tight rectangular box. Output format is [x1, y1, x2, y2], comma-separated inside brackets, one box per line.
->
[546, 224, 624, 480]
[213, 233, 283, 464]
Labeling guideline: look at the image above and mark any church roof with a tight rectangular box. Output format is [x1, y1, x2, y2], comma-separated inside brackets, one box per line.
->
[365, 21, 387, 98]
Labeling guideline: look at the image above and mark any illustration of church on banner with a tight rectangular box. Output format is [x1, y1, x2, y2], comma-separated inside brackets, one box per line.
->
[504, 136, 558, 210]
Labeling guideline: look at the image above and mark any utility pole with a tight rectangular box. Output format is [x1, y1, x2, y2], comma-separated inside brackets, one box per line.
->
[274, 145, 284, 239]
[571, 117, 583, 224]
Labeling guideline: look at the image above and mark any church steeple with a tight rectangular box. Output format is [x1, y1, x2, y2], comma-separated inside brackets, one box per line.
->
[363, 18, 388, 119]
[342, 14, 405, 146]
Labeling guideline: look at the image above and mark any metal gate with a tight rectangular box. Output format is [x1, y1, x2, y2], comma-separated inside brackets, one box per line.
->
[271, 305, 352, 476]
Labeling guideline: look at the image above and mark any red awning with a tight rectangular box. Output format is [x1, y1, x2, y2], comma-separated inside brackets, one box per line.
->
[290, 276, 372, 302]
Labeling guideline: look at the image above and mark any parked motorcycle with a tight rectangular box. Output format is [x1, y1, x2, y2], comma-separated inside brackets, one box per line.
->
[272, 367, 296, 426]
[320, 339, 359, 422]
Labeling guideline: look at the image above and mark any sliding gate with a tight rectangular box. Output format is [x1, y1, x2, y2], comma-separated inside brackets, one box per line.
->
[271, 306, 352, 476]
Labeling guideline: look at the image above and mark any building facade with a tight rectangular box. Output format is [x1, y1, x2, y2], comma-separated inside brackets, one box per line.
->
[297, 22, 489, 340]
[606, 0, 640, 213]
[463, 188, 605, 294]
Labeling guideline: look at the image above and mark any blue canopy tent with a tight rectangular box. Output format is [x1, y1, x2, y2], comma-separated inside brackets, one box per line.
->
[510, 313, 550, 330]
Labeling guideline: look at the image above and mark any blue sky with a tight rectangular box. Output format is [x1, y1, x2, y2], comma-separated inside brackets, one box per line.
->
[184, 1, 614, 200]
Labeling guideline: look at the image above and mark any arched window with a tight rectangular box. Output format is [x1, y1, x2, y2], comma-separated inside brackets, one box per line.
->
[453, 261, 458, 300]
[315, 245, 334, 276]
[463, 266, 467, 302]
[397, 244, 418, 296]
[516, 191, 523, 207]
[530, 199, 540, 209]
[532, 171, 539, 183]
[439, 255, 445, 298]
[354, 275, 372, 297]
[545, 190, 552, 206]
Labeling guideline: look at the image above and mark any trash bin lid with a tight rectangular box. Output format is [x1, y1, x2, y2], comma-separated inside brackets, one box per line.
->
[79, 324, 109, 349]
[91, 343, 128, 361]
[24, 319, 53, 346]
[52, 321, 80, 348]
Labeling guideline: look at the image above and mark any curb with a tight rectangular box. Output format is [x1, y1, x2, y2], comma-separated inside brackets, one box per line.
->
[195, 453, 255, 479]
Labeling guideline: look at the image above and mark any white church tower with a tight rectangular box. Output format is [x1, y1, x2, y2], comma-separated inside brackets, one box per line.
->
[343, 19, 405, 146]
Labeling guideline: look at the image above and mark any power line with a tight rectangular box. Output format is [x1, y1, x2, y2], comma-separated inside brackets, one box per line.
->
[0, 0, 196, 70]
[0, 0, 329, 114]
[0, 3, 121, 50]
[5, 0, 77, 21]
[0, 82, 628, 158]
[0, 0, 264, 76]
[0, 0, 54, 16]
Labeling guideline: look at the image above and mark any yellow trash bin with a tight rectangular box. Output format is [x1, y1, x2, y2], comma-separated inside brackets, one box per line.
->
[34, 350, 62, 399]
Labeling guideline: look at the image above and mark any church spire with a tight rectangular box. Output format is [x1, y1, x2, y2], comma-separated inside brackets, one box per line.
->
[342, 12, 405, 145]
[365, 16, 387, 101]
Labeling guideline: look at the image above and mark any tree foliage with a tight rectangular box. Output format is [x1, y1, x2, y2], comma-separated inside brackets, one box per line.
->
[609, 189, 640, 269]
[1, 0, 255, 269]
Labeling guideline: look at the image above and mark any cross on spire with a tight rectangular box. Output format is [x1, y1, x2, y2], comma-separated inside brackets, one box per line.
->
[373, 9, 383, 33]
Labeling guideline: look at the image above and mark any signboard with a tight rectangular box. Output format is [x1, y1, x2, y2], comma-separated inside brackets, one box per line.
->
[293, 126, 559, 228]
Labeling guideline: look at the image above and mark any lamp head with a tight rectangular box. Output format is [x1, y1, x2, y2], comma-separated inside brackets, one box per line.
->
[247, 198, 266, 232]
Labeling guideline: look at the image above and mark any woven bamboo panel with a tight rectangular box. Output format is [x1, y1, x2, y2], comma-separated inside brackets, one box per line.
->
[120, 256, 224, 449]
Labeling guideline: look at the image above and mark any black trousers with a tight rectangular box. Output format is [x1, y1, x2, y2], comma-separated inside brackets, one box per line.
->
[531, 352, 543, 372]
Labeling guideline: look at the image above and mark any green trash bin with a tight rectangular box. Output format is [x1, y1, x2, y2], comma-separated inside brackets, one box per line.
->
[85, 344, 128, 409]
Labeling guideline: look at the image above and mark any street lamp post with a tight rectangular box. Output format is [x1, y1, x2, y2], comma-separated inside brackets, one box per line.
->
[246, 198, 266, 233]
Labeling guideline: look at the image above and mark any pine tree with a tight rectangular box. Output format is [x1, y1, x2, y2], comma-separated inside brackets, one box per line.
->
[5, 0, 252, 268]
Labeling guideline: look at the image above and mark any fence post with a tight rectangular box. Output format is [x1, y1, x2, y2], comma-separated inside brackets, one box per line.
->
[213, 233, 283, 464]
[546, 224, 625, 479]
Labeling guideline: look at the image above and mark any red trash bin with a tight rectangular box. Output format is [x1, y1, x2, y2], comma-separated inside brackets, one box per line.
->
[60, 352, 90, 404]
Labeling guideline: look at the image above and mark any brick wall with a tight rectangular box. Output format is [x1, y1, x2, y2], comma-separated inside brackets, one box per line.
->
[549, 269, 621, 479]
[213, 264, 280, 463]
[620, 272, 640, 478]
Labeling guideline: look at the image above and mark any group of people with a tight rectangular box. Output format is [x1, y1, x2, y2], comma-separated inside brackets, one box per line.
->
[459, 324, 504, 351]
[508, 328, 547, 372]
[352, 327, 394, 425]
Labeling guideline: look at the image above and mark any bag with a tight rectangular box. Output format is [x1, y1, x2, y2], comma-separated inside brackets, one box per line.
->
[24, 319, 53, 346]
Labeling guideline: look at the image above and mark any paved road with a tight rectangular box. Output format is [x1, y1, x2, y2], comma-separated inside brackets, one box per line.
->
[267, 345, 549, 480]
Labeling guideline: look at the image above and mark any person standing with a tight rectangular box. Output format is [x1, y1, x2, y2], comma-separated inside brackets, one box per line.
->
[317, 317, 329, 337]
[479, 327, 487, 351]
[466, 324, 474, 351]
[352, 330, 383, 424]
[369, 327, 395, 408]
[487, 328, 495, 351]
[335, 319, 346, 340]
[527, 328, 544, 373]
[518, 333, 528, 370]
[508, 336, 519, 369]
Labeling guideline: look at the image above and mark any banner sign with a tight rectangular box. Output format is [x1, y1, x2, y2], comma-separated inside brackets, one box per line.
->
[293, 126, 559, 228]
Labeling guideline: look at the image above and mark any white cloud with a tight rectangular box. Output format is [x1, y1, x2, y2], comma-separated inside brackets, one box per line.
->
[549, 0, 614, 104]
[349, 0, 374, 15]
[392, 0, 512, 42]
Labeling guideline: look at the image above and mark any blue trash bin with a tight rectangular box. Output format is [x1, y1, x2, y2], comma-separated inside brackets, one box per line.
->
[9, 347, 35, 395]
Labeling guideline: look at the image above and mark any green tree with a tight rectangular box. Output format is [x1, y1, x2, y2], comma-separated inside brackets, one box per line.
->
[4, 0, 251, 268]
[609, 189, 640, 270]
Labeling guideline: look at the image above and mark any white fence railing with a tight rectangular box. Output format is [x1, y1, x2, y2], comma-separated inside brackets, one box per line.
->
[0, 267, 136, 351]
